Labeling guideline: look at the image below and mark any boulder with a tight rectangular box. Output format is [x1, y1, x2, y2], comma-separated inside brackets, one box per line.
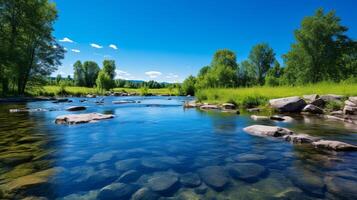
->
[250, 115, 269, 120]
[330, 110, 343, 116]
[310, 98, 326, 108]
[131, 187, 159, 200]
[55, 113, 114, 124]
[325, 176, 357, 199]
[270, 115, 286, 121]
[184, 101, 201, 108]
[147, 172, 179, 195]
[228, 163, 266, 183]
[66, 106, 86, 111]
[52, 98, 69, 103]
[303, 94, 319, 102]
[243, 125, 293, 137]
[180, 173, 201, 187]
[97, 183, 138, 200]
[312, 140, 357, 151]
[198, 166, 229, 191]
[348, 96, 357, 104]
[283, 134, 320, 143]
[302, 104, 323, 114]
[247, 108, 260, 112]
[116, 170, 141, 183]
[269, 96, 306, 112]
[320, 94, 343, 102]
[287, 167, 325, 197]
[86, 94, 96, 98]
[345, 100, 357, 107]
[115, 158, 142, 171]
[221, 103, 236, 110]
[200, 104, 220, 110]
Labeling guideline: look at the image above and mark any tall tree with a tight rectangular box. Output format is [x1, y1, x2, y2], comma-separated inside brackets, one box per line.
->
[283, 8, 354, 84]
[73, 60, 85, 86]
[247, 43, 276, 85]
[102, 60, 116, 80]
[83, 61, 100, 87]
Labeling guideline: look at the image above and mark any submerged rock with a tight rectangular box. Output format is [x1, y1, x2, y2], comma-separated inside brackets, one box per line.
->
[234, 153, 267, 162]
[302, 104, 323, 114]
[131, 187, 159, 200]
[228, 163, 266, 182]
[115, 158, 142, 171]
[243, 125, 293, 137]
[180, 173, 201, 187]
[269, 96, 306, 112]
[325, 176, 357, 199]
[147, 172, 179, 195]
[117, 170, 141, 183]
[198, 166, 229, 191]
[287, 167, 325, 197]
[312, 140, 357, 151]
[284, 134, 320, 143]
[55, 113, 114, 124]
[87, 151, 114, 163]
[112, 100, 136, 104]
[97, 183, 138, 200]
[66, 106, 86, 111]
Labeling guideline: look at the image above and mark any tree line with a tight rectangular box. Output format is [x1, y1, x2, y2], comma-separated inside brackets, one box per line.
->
[182, 8, 357, 95]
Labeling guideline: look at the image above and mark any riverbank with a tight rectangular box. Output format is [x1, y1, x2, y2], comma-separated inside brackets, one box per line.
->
[195, 82, 357, 108]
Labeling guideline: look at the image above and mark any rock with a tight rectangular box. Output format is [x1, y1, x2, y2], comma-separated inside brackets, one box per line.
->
[87, 151, 114, 163]
[221, 103, 236, 110]
[0, 152, 33, 165]
[312, 140, 357, 151]
[52, 98, 69, 103]
[198, 166, 229, 191]
[194, 184, 208, 194]
[247, 108, 260, 112]
[199, 104, 219, 110]
[117, 170, 141, 183]
[320, 94, 343, 102]
[343, 105, 357, 115]
[97, 183, 138, 200]
[79, 99, 87, 102]
[141, 158, 170, 171]
[115, 158, 142, 171]
[250, 115, 269, 120]
[86, 94, 96, 98]
[112, 100, 136, 104]
[348, 96, 357, 104]
[302, 104, 323, 114]
[330, 110, 343, 115]
[66, 106, 86, 111]
[243, 125, 293, 137]
[147, 172, 179, 195]
[325, 176, 357, 199]
[131, 187, 159, 200]
[287, 167, 325, 197]
[9, 108, 47, 113]
[234, 153, 267, 162]
[345, 100, 357, 107]
[228, 163, 266, 182]
[283, 134, 320, 143]
[269, 96, 306, 112]
[270, 115, 286, 121]
[180, 173, 201, 187]
[310, 98, 326, 108]
[55, 113, 114, 124]
[303, 94, 319, 102]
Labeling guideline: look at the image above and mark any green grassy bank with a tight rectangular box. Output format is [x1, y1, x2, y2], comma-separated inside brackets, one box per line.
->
[196, 82, 357, 108]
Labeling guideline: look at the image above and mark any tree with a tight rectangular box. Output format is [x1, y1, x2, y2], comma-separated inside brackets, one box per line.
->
[96, 70, 112, 91]
[73, 60, 85, 86]
[0, 0, 64, 95]
[56, 74, 62, 85]
[283, 8, 354, 84]
[265, 61, 284, 86]
[247, 43, 276, 85]
[182, 75, 196, 95]
[83, 61, 100, 87]
[102, 60, 116, 80]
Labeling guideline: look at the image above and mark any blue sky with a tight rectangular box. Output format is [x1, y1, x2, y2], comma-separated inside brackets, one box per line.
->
[53, 0, 357, 82]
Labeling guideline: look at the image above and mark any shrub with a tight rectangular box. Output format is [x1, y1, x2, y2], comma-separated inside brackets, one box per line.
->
[241, 95, 268, 108]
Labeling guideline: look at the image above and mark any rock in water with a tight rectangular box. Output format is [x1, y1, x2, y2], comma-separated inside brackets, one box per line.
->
[312, 140, 357, 151]
[66, 106, 86, 111]
[302, 104, 324, 114]
[180, 173, 202, 187]
[243, 125, 293, 137]
[200, 104, 220, 110]
[250, 115, 269, 120]
[310, 98, 326, 108]
[287, 167, 325, 197]
[221, 103, 236, 110]
[228, 163, 266, 182]
[283, 134, 320, 144]
[55, 113, 114, 124]
[131, 187, 159, 200]
[325, 176, 357, 199]
[269, 96, 306, 112]
[117, 170, 141, 183]
[198, 166, 229, 191]
[320, 94, 343, 102]
[147, 172, 179, 195]
[97, 183, 138, 200]
[303, 94, 319, 102]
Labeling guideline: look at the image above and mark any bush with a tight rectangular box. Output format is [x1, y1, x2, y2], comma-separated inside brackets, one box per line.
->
[241, 95, 268, 108]
[325, 101, 343, 111]
[140, 86, 149, 96]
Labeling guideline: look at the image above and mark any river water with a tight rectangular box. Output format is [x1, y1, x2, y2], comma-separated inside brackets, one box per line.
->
[0, 96, 356, 199]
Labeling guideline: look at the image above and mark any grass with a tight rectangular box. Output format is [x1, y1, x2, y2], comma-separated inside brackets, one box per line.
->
[196, 82, 357, 108]
[27, 86, 179, 97]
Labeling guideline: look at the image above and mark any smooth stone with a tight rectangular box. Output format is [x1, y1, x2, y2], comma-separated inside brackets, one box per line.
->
[183, 101, 202, 108]
[312, 140, 357, 151]
[348, 96, 357, 104]
[200, 104, 220, 110]
[320, 94, 343, 102]
[147, 172, 179, 194]
[310, 98, 326, 108]
[87, 151, 114, 163]
[287, 167, 325, 197]
[234, 153, 267, 162]
[221, 103, 236, 110]
[177, 190, 203, 200]
[194, 183, 208, 194]
[303, 94, 319, 102]
[343, 105, 357, 115]
[55, 113, 114, 124]
[117, 170, 141, 183]
[97, 183, 138, 200]
[115, 158, 142, 171]
[269, 96, 307, 112]
[180, 173, 201, 187]
[270, 115, 286, 121]
[65, 106, 86, 111]
[243, 125, 294, 137]
[228, 163, 266, 182]
[131, 187, 159, 200]
[250, 115, 269, 120]
[345, 100, 357, 107]
[325, 176, 357, 199]
[330, 110, 343, 115]
[198, 166, 229, 191]
[141, 158, 170, 171]
[302, 104, 324, 114]
[283, 134, 320, 143]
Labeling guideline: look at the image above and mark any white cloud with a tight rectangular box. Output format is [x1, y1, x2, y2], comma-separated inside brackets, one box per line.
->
[71, 49, 80, 53]
[145, 71, 162, 79]
[59, 37, 74, 43]
[90, 43, 103, 49]
[166, 73, 179, 79]
[115, 69, 131, 79]
[58, 71, 66, 76]
[109, 44, 118, 50]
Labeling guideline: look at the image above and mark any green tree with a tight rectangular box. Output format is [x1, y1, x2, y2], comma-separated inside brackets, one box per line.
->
[103, 60, 116, 80]
[83, 61, 100, 87]
[182, 75, 196, 95]
[56, 74, 62, 85]
[283, 8, 354, 84]
[247, 43, 276, 85]
[96, 70, 112, 91]
[265, 61, 283, 86]
[73, 60, 85, 86]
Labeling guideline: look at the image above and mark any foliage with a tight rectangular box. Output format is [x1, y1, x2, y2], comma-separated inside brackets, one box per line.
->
[102, 60, 116, 80]
[265, 61, 284, 86]
[182, 75, 196, 95]
[140, 86, 149, 96]
[73, 61, 85, 86]
[325, 100, 344, 111]
[83, 61, 100, 87]
[96, 70, 112, 91]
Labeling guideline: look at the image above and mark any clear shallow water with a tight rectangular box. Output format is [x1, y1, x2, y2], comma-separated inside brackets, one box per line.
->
[0, 96, 356, 200]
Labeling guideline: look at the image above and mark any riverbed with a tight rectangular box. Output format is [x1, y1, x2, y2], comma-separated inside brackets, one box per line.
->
[0, 96, 356, 199]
